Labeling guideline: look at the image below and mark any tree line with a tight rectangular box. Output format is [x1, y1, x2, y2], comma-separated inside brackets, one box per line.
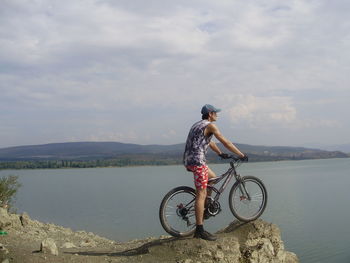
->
[1, 151, 348, 170]
[0, 158, 182, 170]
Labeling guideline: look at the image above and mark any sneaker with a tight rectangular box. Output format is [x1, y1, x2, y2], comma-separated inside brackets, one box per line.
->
[193, 230, 217, 241]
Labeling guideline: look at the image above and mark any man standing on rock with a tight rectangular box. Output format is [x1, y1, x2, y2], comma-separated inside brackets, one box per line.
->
[183, 104, 247, 241]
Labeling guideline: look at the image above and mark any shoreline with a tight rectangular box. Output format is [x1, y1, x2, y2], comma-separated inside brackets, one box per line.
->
[0, 156, 349, 171]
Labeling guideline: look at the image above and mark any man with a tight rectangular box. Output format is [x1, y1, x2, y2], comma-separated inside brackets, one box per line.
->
[183, 104, 246, 241]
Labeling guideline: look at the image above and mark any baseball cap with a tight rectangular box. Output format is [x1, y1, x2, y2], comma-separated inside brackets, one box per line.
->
[201, 104, 221, 115]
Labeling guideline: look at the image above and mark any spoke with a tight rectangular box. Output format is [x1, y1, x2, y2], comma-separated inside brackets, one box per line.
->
[161, 189, 197, 236]
[231, 180, 265, 219]
[184, 200, 195, 208]
[250, 193, 263, 199]
[165, 212, 177, 216]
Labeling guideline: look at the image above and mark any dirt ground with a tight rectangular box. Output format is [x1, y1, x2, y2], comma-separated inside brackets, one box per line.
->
[1, 230, 170, 263]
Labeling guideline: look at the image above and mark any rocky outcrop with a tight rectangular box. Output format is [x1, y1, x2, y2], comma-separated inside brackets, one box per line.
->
[0, 207, 298, 262]
[40, 238, 58, 256]
[0, 208, 21, 230]
[142, 220, 299, 263]
[219, 220, 299, 263]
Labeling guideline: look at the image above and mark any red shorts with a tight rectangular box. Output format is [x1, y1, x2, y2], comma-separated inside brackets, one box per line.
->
[186, 165, 209, 189]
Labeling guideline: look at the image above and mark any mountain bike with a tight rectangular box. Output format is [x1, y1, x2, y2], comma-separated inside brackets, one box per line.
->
[159, 156, 267, 237]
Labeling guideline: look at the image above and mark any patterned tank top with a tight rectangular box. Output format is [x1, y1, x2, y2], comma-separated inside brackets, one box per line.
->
[183, 120, 213, 166]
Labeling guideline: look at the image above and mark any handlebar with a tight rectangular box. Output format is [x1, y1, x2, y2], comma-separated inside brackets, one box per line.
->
[219, 154, 249, 162]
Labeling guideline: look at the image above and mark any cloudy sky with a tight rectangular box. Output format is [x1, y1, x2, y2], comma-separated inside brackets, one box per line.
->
[1, 0, 349, 149]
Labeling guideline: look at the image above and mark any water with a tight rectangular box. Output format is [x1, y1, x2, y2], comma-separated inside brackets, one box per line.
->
[1, 158, 350, 262]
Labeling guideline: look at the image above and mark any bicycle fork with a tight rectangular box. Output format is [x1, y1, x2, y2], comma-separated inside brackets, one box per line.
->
[237, 176, 251, 201]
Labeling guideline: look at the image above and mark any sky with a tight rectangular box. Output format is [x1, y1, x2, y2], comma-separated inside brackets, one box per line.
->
[1, 0, 350, 149]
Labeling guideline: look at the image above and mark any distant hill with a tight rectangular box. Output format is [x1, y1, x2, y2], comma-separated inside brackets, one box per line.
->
[0, 141, 348, 163]
[0, 142, 184, 161]
[320, 143, 350, 153]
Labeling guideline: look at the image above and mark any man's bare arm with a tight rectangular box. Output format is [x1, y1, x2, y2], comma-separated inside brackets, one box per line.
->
[209, 141, 221, 155]
[206, 123, 244, 157]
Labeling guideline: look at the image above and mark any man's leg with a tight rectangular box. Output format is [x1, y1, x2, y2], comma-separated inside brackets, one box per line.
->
[206, 167, 217, 201]
[192, 165, 217, 241]
[203, 167, 217, 219]
[195, 188, 206, 226]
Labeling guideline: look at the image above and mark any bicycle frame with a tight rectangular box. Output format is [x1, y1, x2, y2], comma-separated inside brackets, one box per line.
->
[207, 160, 250, 202]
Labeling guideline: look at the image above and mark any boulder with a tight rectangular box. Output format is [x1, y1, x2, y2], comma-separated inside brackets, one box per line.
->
[0, 208, 22, 230]
[40, 238, 58, 256]
[0, 208, 11, 230]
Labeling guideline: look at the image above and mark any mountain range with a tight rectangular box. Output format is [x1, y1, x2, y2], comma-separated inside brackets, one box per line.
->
[0, 141, 348, 163]
[318, 143, 350, 153]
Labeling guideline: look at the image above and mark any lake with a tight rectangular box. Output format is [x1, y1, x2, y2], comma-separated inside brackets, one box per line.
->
[1, 158, 350, 262]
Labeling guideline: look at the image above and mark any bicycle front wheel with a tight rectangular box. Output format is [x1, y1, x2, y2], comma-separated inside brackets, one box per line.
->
[229, 176, 267, 222]
[159, 186, 196, 237]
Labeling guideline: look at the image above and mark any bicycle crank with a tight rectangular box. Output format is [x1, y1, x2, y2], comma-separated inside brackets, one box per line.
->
[207, 200, 221, 216]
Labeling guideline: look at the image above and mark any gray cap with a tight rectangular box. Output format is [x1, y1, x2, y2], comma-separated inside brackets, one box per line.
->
[201, 104, 221, 115]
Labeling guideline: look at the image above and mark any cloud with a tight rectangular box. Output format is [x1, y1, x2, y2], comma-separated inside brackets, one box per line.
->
[229, 5, 292, 49]
[220, 95, 296, 126]
[0, 0, 349, 147]
[219, 94, 341, 130]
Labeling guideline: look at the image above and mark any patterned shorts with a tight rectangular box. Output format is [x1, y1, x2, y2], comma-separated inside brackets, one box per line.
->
[186, 165, 209, 189]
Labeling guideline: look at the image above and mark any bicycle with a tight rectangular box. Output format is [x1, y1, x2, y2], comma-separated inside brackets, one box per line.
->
[159, 155, 267, 237]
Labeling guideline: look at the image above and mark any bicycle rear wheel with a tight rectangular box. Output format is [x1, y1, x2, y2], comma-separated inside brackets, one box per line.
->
[159, 186, 196, 237]
[229, 176, 267, 222]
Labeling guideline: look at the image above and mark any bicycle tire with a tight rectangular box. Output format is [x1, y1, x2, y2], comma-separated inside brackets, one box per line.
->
[228, 176, 267, 222]
[159, 186, 196, 237]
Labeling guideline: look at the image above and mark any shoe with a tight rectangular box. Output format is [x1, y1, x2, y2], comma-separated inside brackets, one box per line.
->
[194, 230, 217, 241]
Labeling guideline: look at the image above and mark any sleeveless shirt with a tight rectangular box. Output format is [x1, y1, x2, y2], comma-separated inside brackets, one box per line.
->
[183, 120, 213, 166]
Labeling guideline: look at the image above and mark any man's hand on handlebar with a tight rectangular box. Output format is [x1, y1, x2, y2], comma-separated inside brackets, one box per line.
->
[219, 153, 230, 159]
[239, 154, 249, 162]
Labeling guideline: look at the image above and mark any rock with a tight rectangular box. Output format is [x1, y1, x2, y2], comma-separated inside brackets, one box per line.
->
[61, 242, 76, 249]
[247, 238, 276, 263]
[0, 208, 22, 230]
[214, 250, 225, 261]
[234, 220, 299, 263]
[150, 220, 298, 263]
[0, 208, 8, 217]
[0, 208, 299, 263]
[285, 252, 299, 263]
[0, 243, 9, 255]
[40, 238, 58, 256]
[80, 239, 97, 247]
[0, 208, 11, 229]
[199, 249, 212, 258]
[45, 223, 59, 233]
